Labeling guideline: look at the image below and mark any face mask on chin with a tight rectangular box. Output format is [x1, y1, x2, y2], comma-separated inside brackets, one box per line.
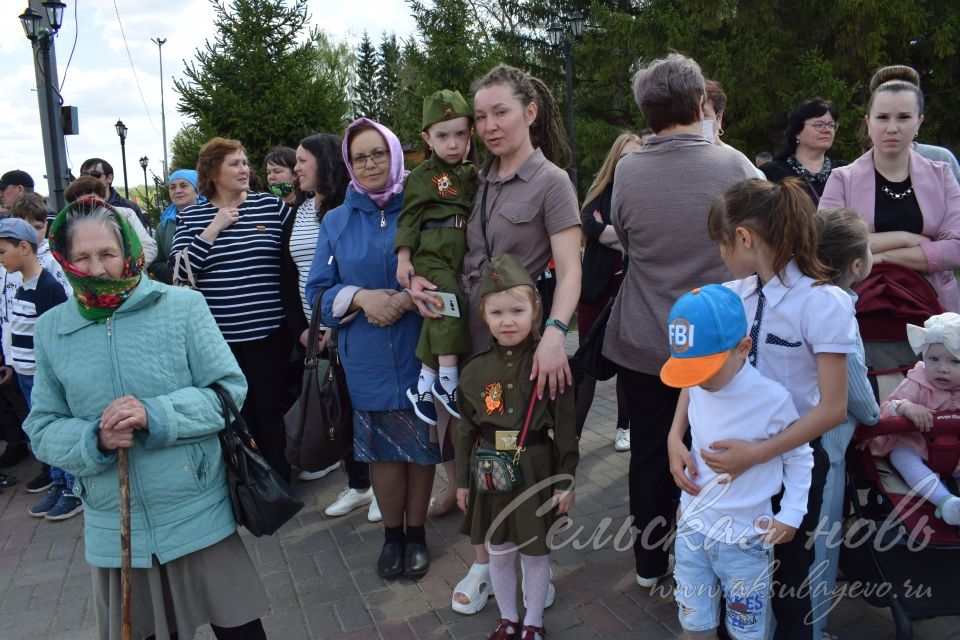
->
[701, 118, 717, 142]
[269, 182, 294, 198]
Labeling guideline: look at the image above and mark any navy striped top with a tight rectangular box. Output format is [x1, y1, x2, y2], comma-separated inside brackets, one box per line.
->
[170, 191, 293, 343]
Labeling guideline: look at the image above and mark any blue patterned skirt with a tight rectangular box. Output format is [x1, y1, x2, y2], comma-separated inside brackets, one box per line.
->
[353, 409, 453, 465]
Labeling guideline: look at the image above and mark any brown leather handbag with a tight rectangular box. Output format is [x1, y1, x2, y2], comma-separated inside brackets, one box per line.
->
[284, 295, 354, 472]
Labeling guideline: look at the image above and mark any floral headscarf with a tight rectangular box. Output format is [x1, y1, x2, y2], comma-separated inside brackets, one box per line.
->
[49, 197, 145, 322]
[341, 118, 408, 208]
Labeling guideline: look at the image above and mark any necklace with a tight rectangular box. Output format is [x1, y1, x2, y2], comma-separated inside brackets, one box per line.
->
[881, 184, 914, 200]
[787, 155, 832, 184]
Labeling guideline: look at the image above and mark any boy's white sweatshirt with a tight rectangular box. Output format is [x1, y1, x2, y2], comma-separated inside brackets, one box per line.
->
[679, 363, 814, 542]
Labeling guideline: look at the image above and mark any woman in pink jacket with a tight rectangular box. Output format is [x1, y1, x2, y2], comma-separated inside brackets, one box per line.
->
[819, 78, 960, 311]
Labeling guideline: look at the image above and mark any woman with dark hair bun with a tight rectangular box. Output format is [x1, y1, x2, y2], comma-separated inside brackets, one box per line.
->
[761, 98, 847, 204]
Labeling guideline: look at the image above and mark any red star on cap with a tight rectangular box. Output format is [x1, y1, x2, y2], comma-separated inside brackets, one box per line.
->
[443, 107, 454, 118]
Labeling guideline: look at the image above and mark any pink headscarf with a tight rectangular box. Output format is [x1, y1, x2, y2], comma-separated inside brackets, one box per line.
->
[341, 118, 408, 208]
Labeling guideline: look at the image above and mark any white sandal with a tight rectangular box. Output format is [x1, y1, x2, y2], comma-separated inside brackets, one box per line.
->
[451, 562, 493, 615]
[521, 563, 556, 609]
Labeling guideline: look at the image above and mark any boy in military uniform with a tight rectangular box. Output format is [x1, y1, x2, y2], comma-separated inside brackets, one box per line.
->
[396, 89, 477, 425]
[454, 254, 578, 640]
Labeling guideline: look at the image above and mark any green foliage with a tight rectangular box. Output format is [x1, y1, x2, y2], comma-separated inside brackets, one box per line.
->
[169, 124, 206, 174]
[354, 31, 380, 119]
[173, 0, 352, 179]
[377, 33, 403, 132]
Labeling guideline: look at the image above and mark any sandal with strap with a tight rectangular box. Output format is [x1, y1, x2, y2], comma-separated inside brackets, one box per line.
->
[519, 625, 546, 640]
[488, 618, 520, 640]
[452, 562, 493, 615]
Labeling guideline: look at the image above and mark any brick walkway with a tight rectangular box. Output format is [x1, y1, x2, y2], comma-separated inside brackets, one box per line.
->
[1, 340, 958, 639]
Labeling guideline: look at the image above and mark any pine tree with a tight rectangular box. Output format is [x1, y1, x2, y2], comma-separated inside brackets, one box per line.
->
[376, 33, 402, 134]
[174, 0, 351, 174]
[354, 31, 380, 119]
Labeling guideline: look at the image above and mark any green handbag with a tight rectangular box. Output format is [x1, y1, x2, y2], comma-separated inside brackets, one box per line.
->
[472, 388, 538, 494]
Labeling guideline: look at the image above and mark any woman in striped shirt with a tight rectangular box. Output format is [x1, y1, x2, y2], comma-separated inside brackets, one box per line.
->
[171, 137, 294, 480]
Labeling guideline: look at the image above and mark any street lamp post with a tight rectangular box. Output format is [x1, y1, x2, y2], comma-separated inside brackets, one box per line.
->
[139, 156, 149, 203]
[115, 120, 129, 198]
[546, 10, 584, 190]
[151, 37, 169, 179]
[19, 1, 68, 211]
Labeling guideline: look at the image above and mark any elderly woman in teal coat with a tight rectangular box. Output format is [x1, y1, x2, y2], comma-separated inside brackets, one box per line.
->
[24, 198, 269, 640]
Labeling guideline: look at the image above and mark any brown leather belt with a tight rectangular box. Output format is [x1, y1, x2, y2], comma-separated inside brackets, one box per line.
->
[422, 215, 467, 230]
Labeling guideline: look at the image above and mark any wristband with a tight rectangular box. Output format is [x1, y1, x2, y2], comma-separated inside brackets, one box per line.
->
[544, 318, 569, 335]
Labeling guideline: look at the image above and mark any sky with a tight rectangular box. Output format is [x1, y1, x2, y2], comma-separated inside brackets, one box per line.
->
[0, 0, 417, 196]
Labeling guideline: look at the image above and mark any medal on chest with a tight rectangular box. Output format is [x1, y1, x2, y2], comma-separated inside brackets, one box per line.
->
[432, 172, 459, 199]
[484, 382, 504, 415]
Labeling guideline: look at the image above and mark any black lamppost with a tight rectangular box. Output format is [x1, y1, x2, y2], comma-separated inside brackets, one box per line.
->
[115, 120, 129, 198]
[19, 1, 68, 210]
[547, 10, 585, 190]
[139, 156, 149, 202]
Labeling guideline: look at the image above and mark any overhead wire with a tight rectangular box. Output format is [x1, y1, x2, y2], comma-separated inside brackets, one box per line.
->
[113, 0, 160, 134]
[58, 0, 79, 91]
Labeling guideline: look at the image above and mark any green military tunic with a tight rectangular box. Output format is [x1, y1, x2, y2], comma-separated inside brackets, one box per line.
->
[395, 155, 478, 369]
[455, 335, 578, 555]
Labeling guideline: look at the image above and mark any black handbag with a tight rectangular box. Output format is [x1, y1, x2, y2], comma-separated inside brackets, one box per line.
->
[213, 385, 304, 537]
[572, 295, 618, 381]
[283, 295, 354, 472]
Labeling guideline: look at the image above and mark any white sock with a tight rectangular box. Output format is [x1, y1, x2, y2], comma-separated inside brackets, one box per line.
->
[520, 553, 551, 628]
[438, 366, 459, 394]
[417, 369, 437, 395]
[889, 446, 952, 506]
[939, 496, 960, 525]
[488, 542, 519, 623]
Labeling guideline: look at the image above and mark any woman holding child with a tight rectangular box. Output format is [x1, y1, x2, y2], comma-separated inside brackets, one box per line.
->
[410, 64, 582, 627]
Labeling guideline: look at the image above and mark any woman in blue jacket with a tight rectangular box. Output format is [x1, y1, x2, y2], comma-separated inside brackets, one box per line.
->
[306, 118, 442, 580]
[25, 199, 268, 640]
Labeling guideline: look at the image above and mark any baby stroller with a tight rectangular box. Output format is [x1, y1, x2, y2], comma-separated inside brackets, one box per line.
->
[841, 263, 960, 639]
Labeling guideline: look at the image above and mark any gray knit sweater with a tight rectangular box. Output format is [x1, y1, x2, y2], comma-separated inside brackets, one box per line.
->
[602, 133, 758, 375]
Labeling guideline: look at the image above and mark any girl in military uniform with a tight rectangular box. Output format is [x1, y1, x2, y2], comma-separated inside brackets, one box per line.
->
[454, 254, 578, 640]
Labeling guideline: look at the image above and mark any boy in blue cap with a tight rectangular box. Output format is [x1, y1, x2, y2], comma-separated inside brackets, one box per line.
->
[0, 218, 74, 518]
[660, 284, 813, 640]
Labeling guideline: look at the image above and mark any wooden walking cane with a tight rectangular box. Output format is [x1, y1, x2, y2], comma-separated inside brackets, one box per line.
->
[118, 448, 132, 640]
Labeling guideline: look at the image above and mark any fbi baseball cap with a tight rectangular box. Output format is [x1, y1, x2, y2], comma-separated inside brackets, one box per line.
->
[660, 284, 748, 388]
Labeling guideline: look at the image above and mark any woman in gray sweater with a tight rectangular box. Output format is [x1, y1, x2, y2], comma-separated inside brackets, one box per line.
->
[601, 53, 757, 587]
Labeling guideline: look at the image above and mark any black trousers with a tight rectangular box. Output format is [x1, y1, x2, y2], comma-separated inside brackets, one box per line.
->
[771, 439, 829, 639]
[619, 366, 681, 578]
[146, 618, 266, 640]
[0, 376, 28, 447]
[229, 326, 293, 483]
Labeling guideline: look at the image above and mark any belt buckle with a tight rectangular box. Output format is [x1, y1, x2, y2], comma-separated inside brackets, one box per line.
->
[455, 215, 466, 230]
[495, 430, 519, 451]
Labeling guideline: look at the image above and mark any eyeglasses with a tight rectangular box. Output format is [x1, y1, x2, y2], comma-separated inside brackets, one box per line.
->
[80, 170, 104, 178]
[350, 148, 389, 169]
[805, 121, 839, 132]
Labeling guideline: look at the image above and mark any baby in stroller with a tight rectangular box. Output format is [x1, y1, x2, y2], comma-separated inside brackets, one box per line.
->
[868, 311, 960, 525]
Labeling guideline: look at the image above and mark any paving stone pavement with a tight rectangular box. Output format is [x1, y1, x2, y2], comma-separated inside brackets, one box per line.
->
[0, 335, 958, 639]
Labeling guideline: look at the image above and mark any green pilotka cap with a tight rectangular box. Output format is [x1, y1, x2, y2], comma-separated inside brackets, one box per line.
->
[480, 254, 536, 298]
[422, 89, 472, 132]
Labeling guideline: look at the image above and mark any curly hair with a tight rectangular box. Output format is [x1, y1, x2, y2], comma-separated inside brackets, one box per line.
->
[472, 64, 570, 173]
[299, 134, 349, 221]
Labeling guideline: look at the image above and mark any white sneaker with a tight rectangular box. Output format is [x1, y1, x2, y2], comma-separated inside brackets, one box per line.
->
[324, 487, 373, 517]
[636, 554, 674, 588]
[614, 427, 631, 452]
[298, 462, 339, 482]
[368, 496, 382, 522]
